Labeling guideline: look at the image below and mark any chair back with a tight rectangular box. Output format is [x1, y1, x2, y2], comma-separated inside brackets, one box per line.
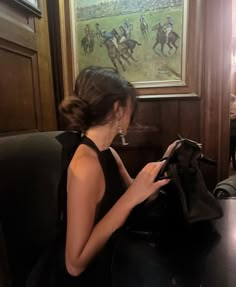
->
[0, 131, 64, 286]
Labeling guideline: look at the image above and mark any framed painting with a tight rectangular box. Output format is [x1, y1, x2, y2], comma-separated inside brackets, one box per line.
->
[68, 0, 204, 98]
[13, 0, 41, 17]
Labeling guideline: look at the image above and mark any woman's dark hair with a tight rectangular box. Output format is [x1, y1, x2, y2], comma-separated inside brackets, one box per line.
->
[59, 66, 137, 132]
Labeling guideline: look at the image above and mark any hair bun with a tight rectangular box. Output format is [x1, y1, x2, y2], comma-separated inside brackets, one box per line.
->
[59, 96, 91, 131]
[75, 97, 90, 114]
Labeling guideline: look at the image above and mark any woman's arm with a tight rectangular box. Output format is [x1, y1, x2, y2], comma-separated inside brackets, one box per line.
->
[65, 155, 169, 277]
[110, 147, 133, 187]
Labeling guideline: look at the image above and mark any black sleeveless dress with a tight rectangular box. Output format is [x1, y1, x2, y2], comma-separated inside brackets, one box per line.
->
[26, 134, 127, 287]
[26, 133, 211, 287]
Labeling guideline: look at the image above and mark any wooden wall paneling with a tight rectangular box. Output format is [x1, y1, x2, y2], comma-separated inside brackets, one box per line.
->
[159, 100, 180, 148]
[201, 0, 231, 187]
[114, 101, 163, 177]
[0, 12, 42, 134]
[0, 0, 35, 29]
[179, 100, 201, 141]
[0, 43, 41, 133]
[117, 99, 200, 177]
[0, 0, 57, 136]
[129, 101, 162, 146]
[35, 0, 57, 131]
[0, 5, 36, 52]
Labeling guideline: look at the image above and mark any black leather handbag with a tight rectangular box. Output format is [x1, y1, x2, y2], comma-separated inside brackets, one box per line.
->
[157, 137, 223, 223]
[126, 137, 223, 232]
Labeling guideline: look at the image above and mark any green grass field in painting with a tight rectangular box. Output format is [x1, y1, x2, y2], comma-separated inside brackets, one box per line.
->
[76, 6, 183, 83]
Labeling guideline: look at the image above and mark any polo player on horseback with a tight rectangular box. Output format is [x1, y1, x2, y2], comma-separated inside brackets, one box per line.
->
[84, 24, 91, 41]
[152, 21, 179, 55]
[102, 30, 119, 50]
[139, 14, 148, 36]
[95, 23, 102, 40]
[123, 19, 132, 39]
[163, 15, 173, 43]
[140, 15, 145, 24]
[118, 26, 128, 44]
[81, 24, 95, 54]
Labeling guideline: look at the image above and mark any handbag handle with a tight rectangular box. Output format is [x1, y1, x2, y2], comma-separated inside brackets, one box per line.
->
[155, 137, 215, 181]
[156, 140, 182, 181]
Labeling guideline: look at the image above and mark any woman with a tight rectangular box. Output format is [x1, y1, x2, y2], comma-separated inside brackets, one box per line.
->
[28, 66, 173, 287]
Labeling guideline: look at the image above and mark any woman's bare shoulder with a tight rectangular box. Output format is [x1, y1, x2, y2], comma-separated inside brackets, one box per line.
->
[67, 145, 105, 199]
[70, 144, 100, 171]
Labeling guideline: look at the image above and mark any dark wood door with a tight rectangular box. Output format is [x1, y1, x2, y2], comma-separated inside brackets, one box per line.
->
[0, 0, 57, 136]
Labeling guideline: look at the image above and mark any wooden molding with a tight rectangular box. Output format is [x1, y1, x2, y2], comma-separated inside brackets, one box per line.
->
[58, 0, 73, 98]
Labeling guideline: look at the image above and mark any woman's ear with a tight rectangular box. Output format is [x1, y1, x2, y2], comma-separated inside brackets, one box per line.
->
[113, 101, 123, 120]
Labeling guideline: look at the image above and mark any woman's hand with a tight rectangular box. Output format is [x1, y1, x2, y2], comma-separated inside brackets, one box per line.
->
[125, 161, 170, 207]
[162, 140, 181, 159]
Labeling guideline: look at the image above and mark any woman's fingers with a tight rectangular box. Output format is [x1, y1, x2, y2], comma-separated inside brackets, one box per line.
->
[142, 161, 167, 180]
[163, 140, 182, 158]
[154, 177, 170, 190]
[138, 161, 169, 186]
[148, 161, 171, 190]
[129, 161, 171, 205]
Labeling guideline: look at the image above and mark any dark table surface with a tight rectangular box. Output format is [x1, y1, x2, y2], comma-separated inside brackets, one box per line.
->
[112, 199, 236, 287]
[201, 198, 236, 287]
[160, 198, 236, 287]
